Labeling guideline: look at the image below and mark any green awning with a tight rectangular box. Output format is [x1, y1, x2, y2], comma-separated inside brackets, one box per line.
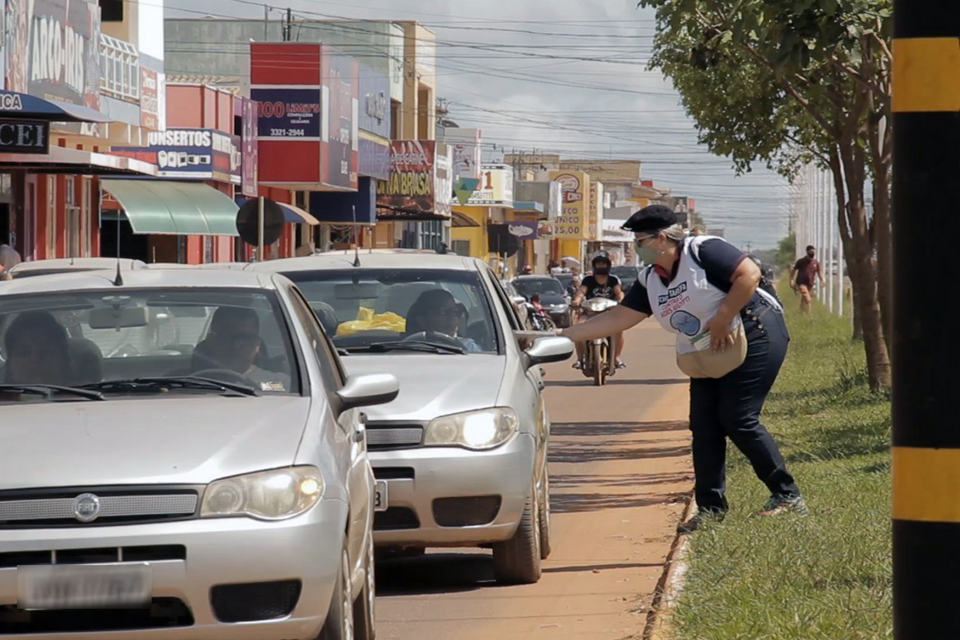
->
[100, 179, 240, 236]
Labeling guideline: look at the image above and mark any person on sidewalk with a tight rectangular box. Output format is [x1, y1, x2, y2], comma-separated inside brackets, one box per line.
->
[560, 205, 804, 532]
[571, 253, 627, 369]
[790, 245, 824, 314]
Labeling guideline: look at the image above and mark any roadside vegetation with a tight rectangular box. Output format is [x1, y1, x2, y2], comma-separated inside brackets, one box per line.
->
[673, 294, 892, 640]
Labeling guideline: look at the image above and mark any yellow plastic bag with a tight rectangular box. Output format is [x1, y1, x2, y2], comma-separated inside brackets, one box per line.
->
[336, 306, 406, 336]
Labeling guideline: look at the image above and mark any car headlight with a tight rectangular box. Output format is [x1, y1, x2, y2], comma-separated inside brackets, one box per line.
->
[200, 466, 324, 521]
[549, 303, 569, 311]
[423, 408, 519, 450]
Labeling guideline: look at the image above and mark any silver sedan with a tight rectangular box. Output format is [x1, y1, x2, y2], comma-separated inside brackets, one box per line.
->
[0, 268, 397, 639]
[250, 253, 574, 584]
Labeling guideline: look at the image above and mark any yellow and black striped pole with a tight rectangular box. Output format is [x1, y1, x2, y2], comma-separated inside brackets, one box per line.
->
[892, 3, 960, 638]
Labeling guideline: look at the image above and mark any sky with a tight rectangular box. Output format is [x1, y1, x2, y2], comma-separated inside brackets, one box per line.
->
[167, 0, 792, 250]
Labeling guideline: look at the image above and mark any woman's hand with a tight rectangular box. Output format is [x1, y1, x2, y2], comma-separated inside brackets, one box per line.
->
[706, 313, 736, 352]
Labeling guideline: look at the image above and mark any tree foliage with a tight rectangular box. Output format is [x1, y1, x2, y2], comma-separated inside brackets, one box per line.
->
[640, 0, 892, 390]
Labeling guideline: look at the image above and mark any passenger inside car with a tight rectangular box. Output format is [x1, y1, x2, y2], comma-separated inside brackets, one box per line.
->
[3, 311, 72, 385]
[193, 307, 291, 391]
[405, 290, 482, 353]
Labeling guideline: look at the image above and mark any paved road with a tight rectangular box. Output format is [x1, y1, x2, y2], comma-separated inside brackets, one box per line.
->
[376, 323, 693, 640]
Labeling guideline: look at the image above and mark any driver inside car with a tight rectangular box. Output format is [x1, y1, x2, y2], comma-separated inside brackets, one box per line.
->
[194, 307, 291, 391]
[405, 290, 483, 353]
[3, 311, 72, 386]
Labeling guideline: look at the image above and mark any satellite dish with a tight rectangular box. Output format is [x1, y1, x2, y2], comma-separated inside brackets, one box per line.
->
[236, 197, 285, 247]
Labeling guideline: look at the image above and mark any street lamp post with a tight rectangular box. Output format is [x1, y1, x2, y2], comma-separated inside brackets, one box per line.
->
[891, 3, 960, 638]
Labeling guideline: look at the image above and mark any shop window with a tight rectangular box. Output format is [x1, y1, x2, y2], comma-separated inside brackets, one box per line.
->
[100, 0, 123, 21]
[100, 34, 139, 102]
[452, 240, 470, 257]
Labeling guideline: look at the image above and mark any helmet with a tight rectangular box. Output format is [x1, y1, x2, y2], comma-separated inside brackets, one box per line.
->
[591, 252, 612, 267]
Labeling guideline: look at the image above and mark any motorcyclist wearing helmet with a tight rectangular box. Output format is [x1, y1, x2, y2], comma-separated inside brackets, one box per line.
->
[571, 253, 626, 368]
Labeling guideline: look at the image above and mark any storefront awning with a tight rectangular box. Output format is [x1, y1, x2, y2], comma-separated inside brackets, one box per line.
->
[101, 179, 240, 236]
[451, 211, 481, 228]
[0, 147, 158, 175]
[0, 91, 112, 123]
[278, 202, 320, 226]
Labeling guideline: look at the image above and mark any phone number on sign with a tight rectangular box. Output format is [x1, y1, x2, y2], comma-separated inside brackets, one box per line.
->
[269, 129, 307, 137]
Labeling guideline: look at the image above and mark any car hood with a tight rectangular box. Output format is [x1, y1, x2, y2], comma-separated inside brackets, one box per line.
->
[0, 396, 312, 489]
[343, 354, 505, 422]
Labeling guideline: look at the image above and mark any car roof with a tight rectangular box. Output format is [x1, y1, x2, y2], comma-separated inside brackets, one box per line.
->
[514, 275, 561, 281]
[0, 267, 284, 296]
[246, 252, 485, 273]
[8, 258, 148, 273]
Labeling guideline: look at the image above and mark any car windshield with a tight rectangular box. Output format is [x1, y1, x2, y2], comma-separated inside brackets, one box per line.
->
[284, 268, 499, 355]
[611, 266, 639, 282]
[514, 278, 565, 297]
[0, 288, 300, 402]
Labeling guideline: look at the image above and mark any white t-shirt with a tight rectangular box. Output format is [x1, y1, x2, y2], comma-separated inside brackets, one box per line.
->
[0, 244, 21, 270]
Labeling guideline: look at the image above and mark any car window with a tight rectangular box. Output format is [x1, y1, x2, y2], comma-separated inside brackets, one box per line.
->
[0, 288, 301, 400]
[284, 268, 501, 355]
[488, 271, 522, 331]
[288, 287, 345, 394]
[513, 278, 565, 297]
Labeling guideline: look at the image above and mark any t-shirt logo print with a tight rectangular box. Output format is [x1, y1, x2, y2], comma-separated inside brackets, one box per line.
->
[669, 310, 701, 336]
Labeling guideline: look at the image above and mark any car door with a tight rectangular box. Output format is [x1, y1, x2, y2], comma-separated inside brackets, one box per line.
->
[288, 288, 373, 581]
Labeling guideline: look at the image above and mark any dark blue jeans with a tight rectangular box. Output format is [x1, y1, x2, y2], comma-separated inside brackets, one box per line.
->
[688, 297, 800, 512]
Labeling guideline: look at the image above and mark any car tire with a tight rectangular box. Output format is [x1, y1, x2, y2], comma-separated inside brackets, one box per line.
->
[492, 482, 542, 585]
[538, 467, 552, 560]
[318, 546, 355, 640]
[353, 537, 376, 640]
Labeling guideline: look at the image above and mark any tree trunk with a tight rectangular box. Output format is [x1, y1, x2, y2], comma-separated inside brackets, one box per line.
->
[832, 143, 890, 390]
[873, 181, 892, 354]
[851, 285, 864, 340]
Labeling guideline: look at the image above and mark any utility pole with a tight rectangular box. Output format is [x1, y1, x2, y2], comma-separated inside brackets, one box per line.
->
[282, 7, 292, 41]
[891, 2, 960, 638]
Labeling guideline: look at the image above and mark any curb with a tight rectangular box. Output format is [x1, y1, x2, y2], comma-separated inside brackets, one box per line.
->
[641, 494, 696, 640]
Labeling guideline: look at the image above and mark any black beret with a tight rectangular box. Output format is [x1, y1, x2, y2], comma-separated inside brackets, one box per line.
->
[621, 205, 678, 234]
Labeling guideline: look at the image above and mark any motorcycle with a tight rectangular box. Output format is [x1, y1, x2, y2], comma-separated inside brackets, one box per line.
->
[579, 297, 619, 386]
[523, 301, 557, 331]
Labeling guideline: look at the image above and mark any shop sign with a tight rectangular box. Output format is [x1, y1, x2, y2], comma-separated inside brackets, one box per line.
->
[445, 127, 482, 181]
[6, 0, 101, 109]
[358, 63, 390, 140]
[112, 128, 242, 183]
[322, 48, 359, 190]
[508, 220, 539, 239]
[549, 170, 589, 239]
[0, 119, 49, 153]
[376, 140, 452, 219]
[467, 165, 514, 207]
[251, 87, 322, 139]
[358, 137, 390, 181]
[140, 67, 159, 130]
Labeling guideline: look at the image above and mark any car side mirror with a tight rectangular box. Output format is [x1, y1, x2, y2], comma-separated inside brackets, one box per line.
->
[523, 336, 574, 368]
[336, 374, 399, 413]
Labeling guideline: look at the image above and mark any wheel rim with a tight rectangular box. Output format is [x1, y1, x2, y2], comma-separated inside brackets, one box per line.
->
[342, 550, 354, 640]
[533, 485, 541, 552]
[543, 472, 551, 531]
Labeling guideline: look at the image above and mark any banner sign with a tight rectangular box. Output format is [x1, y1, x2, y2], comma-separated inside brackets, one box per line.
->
[6, 0, 101, 110]
[549, 170, 589, 239]
[112, 129, 241, 183]
[251, 87, 322, 139]
[239, 97, 259, 197]
[358, 137, 390, 181]
[444, 127, 482, 180]
[467, 164, 514, 207]
[0, 119, 49, 153]
[376, 140, 452, 219]
[140, 67, 159, 130]
[322, 48, 359, 190]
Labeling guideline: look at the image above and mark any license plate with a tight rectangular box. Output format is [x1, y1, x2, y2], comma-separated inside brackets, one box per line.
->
[17, 564, 151, 610]
[374, 480, 389, 512]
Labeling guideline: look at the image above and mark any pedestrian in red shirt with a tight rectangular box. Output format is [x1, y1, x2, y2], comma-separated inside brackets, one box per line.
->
[790, 245, 825, 314]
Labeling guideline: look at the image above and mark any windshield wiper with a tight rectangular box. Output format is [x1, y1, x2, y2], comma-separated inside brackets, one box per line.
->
[354, 341, 466, 355]
[82, 376, 259, 397]
[0, 384, 105, 401]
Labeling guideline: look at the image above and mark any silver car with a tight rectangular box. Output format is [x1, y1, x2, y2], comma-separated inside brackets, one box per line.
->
[250, 254, 574, 584]
[0, 269, 398, 639]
